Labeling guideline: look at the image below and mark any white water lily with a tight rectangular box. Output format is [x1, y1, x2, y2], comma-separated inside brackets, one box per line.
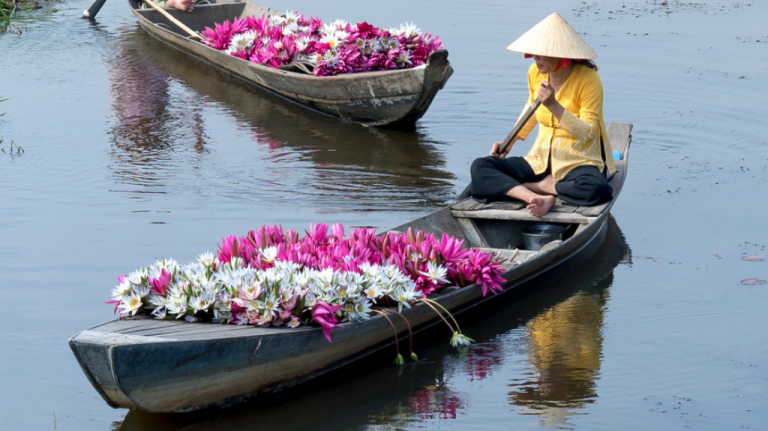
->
[166, 297, 187, 317]
[185, 315, 201, 323]
[450, 332, 474, 347]
[119, 294, 143, 316]
[228, 33, 251, 53]
[269, 14, 286, 26]
[126, 270, 145, 285]
[367, 38, 384, 52]
[400, 22, 421, 38]
[262, 246, 278, 262]
[190, 293, 215, 312]
[282, 21, 300, 36]
[257, 294, 281, 315]
[363, 285, 381, 298]
[331, 18, 348, 30]
[151, 307, 167, 319]
[354, 299, 372, 319]
[284, 10, 300, 24]
[383, 38, 398, 50]
[418, 261, 450, 284]
[392, 282, 419, 312]
[197, 251, 216, 268]
[149, 293, 168, 308]
[134, 285, 151, 298]
[320, 33, 344, 51]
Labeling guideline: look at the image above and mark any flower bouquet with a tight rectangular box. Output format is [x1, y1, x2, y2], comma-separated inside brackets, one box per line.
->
[200, 11, 443, 76]
[108, 224, 504, 346]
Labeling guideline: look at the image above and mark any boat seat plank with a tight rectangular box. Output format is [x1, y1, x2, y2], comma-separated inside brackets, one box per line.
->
[451, 197, 581, 215]
[452, 208, 595, 224]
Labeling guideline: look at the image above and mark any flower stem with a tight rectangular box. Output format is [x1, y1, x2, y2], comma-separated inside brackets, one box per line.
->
[382, 310, 415, 359]
[419, 298, 463, 334]
[416, 298, 456, 335]
[372, 310, 401, 358]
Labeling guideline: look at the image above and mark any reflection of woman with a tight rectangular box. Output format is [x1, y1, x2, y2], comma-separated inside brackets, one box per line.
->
[471, 13, 615, 216]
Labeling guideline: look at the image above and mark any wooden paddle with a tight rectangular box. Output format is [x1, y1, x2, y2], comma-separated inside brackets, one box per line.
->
[457, 99, 541, 200]
[82, 0, 108, 19]
[142, 0, 202, 39]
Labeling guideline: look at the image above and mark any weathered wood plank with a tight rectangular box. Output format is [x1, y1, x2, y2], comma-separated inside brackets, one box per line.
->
[551, 198, 577, 213]
[452, 209, 595, 224]
[575, 202, 610, 216]
[76, 330, 176, 344]
[450, 199, 478, 211]
[456, 218, 490, 247]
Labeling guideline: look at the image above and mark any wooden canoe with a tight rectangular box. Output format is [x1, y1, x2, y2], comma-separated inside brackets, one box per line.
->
[126, 0, 454, 127]
[69, 123, 632, 413]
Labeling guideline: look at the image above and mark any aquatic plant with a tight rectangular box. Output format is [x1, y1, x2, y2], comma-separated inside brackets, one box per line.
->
[108, 224, 505, 346]
[200, 11, 443, 76]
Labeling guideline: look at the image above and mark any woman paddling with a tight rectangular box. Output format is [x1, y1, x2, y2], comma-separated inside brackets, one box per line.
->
[470, 13, 615, 216]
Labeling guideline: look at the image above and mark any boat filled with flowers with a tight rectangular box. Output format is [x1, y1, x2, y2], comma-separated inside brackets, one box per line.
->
[127, 0, 453, 126]
[70, 124, 631, 413]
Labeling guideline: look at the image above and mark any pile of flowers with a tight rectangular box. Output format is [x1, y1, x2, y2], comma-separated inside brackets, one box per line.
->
[108, 224, 504, 343]
[200, 11, 443, 76]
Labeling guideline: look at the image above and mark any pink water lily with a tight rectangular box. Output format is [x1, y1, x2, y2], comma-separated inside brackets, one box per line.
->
[201, 11, 443, 76]
[149, 269, 171, 296]
[312, 302, 344, 343]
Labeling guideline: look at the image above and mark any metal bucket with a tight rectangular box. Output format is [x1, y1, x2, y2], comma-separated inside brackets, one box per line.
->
[522, 223, 565, 251]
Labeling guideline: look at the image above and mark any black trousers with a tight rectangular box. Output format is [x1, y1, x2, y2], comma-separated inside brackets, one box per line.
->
[470, 156, 613, 206]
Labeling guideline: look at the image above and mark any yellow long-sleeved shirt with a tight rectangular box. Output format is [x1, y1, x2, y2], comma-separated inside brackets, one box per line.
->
[517, 63, 615, 181]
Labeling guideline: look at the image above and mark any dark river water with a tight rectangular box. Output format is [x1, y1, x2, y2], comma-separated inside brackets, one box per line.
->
[2, 0, 767, 429]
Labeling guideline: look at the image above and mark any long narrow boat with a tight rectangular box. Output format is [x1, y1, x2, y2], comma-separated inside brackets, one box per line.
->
[69, 123, 632, 413]
[127, 0, 453, 127]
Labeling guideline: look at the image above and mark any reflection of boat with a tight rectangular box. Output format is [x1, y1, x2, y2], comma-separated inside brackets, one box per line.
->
[126, 0, 453, 127]
[68, 124, 632, 413]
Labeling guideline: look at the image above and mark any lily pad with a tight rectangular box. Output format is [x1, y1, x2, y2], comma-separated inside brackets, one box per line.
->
[740, 278, 767, 285]
[741, 256, 765, 261]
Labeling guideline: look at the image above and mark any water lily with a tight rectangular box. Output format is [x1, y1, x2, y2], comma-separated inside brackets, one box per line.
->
[450, 332, 474, 347]
[312, 302, 344, 343]
[119, 294, 143, 316]
[418, 261, 450, 284]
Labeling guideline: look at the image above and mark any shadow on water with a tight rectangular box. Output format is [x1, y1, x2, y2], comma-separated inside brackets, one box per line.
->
[103, 27, 455, 209]
[117, 217, 630, 431]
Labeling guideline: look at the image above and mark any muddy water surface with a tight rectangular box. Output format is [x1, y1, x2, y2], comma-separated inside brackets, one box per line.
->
[1, 0, 767, 430]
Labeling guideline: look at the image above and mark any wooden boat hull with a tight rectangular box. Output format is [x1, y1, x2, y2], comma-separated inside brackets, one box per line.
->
[128, 0, 453, 127]
[70, 123, 632, 413]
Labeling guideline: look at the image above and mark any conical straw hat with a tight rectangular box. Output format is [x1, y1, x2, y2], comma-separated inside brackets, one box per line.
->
[507, 13, 597, 59]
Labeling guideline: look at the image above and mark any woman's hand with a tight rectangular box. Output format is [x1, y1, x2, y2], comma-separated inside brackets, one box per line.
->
[489, 137, 519, 158]
[167, 0, 195, 11]
[537, 80, 565, 120]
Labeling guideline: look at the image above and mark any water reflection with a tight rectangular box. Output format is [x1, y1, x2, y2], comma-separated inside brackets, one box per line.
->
[106, 26, 209, 194]
[509, 289, 607, 427]
[505, 218, 629, 429]
[105, 27, 455, 210]
[115, 217, 629, 431]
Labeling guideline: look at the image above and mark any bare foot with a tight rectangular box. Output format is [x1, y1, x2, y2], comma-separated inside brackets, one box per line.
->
[527, 195, 556, 217]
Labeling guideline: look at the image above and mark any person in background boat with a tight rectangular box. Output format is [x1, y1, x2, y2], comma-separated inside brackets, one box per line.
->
[140, 0, 197, 12]
[470, 13, 615, 216]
